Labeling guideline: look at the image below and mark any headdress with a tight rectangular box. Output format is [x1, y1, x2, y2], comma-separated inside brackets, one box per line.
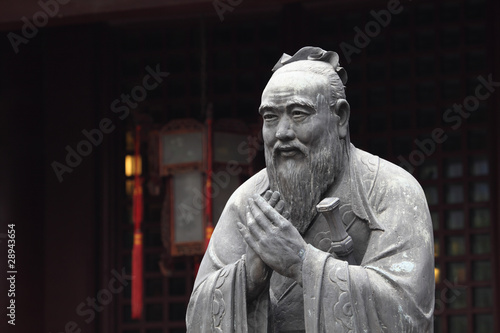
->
[271, 46, 348, 86]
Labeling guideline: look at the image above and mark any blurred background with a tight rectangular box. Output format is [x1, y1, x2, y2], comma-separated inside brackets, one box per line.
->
[0, 0, 498, 332]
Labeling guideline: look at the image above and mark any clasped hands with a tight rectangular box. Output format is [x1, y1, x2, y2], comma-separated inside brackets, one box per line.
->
[237, 190, 307, 299]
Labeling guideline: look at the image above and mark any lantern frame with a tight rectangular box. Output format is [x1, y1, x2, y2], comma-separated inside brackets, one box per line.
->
[212, 118, 252, 173]
[158, 117, 256, 257]
[168, 171, 206, 256]
[159, 118, 205, 176]
[159, 118, 207, 256]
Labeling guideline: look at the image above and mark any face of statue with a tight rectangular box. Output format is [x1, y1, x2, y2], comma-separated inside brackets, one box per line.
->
[260, 68, 347, 234]
[260, 70, 334, 161]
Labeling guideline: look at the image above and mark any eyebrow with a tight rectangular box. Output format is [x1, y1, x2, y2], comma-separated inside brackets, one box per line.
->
[258, 98, 317, 114]
[258, 103, 277, 114]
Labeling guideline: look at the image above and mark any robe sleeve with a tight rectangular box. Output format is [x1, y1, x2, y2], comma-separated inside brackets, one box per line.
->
[302, 168, 435, 333]
[186, 170, 269, 332]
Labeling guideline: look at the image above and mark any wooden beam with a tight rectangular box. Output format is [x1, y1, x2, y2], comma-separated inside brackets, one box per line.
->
[0, 0, 378, 31]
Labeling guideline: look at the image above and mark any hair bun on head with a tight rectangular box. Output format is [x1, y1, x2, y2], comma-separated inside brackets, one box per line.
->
[271, 46, 348, 86]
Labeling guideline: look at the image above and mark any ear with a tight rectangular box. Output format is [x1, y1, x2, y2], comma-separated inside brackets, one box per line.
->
[333, 99, 350, 139]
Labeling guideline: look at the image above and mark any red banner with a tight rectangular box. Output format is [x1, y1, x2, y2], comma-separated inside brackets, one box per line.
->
[131, 125, 143, 319]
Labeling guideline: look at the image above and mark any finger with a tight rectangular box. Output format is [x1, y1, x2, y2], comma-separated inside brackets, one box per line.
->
[248, 198, 273, 231]
[237, 222, 260, 253]
[263, 190, 272, 201]
[246, 210, 266, 239]
[252, 195, 284, 228]
[283, 210, 291, 220]
[275, 200, 285, 214]
[267, 191, 280, 207]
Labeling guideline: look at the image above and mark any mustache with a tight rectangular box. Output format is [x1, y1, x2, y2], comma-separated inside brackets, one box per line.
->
[272, 141, 308, 157]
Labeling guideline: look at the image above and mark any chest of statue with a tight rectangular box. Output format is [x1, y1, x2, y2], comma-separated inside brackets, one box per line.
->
[268, 211, 370, 332]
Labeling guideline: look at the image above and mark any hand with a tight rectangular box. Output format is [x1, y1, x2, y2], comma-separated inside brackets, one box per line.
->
[238, 192, 307, 285]
[244, 191, 284, 300]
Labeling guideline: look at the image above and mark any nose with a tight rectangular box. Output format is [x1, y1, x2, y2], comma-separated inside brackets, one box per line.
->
[275, 116, 295, 141]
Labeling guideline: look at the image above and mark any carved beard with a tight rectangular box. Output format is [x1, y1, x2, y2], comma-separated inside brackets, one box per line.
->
[265, 133, 345, 234]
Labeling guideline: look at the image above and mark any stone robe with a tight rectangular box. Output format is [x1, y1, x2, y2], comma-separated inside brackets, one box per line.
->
[187, 146, 435, 332]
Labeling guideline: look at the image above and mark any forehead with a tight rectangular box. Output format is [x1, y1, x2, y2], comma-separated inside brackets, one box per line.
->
[261, 70, 330, 106]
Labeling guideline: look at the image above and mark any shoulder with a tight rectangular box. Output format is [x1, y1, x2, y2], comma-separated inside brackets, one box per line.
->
[354, 148, 427, 210]
[353, 149, 433, 252]
[379, 155, 426, 202]
[225, 168, 269, 214]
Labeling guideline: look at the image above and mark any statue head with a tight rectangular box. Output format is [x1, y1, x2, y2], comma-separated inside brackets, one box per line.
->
[271, 46, 348, 106]
[259, 46, 351, 233]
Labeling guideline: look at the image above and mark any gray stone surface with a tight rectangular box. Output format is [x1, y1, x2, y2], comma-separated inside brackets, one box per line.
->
[187, 47, 435, 332]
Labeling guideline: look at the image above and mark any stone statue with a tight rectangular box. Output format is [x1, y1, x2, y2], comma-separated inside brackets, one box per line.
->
[186, 46, 435, 332]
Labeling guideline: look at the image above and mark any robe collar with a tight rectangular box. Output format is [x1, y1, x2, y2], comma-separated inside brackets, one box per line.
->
[348, 144, 384, 231]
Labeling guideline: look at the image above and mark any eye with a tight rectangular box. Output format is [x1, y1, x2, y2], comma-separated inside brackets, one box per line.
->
[291, 110, 309, 120]
[263, 113, 278, 122]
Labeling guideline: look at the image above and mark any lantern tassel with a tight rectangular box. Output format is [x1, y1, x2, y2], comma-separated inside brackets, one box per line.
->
[131, 229, 143, 319]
